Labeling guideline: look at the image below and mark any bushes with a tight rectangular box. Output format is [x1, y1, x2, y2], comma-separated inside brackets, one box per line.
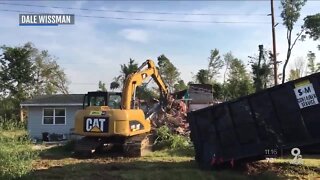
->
[0, 118, 26, 130]
[154, 126, 190, 150]
[0, 122, 37, 179]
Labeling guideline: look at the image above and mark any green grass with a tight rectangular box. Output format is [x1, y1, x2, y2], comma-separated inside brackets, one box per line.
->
[19, 142, 320, 180]
[0, 128, 316, 180]
[0, 119, 26, 130]
[0, 130, 38, 179]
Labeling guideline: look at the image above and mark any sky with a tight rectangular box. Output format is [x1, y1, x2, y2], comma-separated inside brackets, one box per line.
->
[0, 0, 319, 94]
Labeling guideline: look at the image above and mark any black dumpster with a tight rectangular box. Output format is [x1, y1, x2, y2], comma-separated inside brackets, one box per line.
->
[187, 72, 320, 168]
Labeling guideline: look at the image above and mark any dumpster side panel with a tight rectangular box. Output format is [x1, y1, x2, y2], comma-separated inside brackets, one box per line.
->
[188, 73, 320, 168]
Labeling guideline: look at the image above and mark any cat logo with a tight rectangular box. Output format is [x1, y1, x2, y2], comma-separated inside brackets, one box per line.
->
[85, 117, 108, 132]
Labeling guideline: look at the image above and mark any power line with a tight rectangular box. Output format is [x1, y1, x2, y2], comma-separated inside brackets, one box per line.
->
[0, 2, 270, 17]
[0, 9, 270, 24]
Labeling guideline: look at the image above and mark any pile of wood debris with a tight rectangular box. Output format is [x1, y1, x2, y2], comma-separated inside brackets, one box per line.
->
[149, 98, 190, 137]
[146, 84, 217, 137]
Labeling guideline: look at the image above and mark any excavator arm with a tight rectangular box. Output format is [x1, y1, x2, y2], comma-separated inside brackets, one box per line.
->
[121, 59, 169, 110]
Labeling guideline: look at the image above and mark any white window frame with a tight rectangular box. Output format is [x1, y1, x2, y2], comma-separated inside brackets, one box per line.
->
[42, 108, 67, 125]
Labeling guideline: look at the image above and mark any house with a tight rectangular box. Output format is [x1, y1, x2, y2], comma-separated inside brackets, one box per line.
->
[20, 94, 84, 139]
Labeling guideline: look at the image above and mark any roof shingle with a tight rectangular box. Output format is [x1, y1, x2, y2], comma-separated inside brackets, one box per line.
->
[21, 94, 84, 106]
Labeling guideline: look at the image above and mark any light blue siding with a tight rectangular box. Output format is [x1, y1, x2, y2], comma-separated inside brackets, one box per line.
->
[27, 106, 82, 139]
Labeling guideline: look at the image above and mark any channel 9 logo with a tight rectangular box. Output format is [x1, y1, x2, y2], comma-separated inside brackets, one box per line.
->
[290, 148, 303, 165]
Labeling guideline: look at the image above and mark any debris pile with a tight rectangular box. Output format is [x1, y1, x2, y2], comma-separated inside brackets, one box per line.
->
[150, 98, 190, 137]
[147, 84, 217, 137]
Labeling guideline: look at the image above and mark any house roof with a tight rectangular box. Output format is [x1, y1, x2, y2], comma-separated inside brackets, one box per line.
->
[21, 94, 84, 107]
[189, 84, 213, 93]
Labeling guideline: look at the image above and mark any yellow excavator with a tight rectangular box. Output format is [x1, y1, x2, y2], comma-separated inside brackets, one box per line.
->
[73, 59, 169, 157]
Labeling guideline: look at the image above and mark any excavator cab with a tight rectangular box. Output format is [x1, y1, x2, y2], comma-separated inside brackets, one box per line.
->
[83, 91, 122, 109]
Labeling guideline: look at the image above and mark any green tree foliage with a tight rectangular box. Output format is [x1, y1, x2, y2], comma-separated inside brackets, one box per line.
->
[287, 57, 306, 81]
[111, 59, 157, 101]
[110, 81, 120, 91]
[280, 0, 307, 83]
[98, 81, 107, 92]
[195, 69, 210, 84]
[307, 51, 318, 74]
[0, 43, 69, 98]
[304, 13, 320, 50]
[0, 97, 19, 121]
[111, 58, 138, 89]
[212, 82, 223, 100]
[136, 83, 157, 101]
[0, 43, 35, 100]
[120, 58, 138, 82]
[250, 45, 272, 92]
[32, 49, 69, 95]
[223, 52, 234, 84]
[288, 69, 301, 81]
[225, 58, 253, 100]
[174, 80, 187, 92]
[0, 42, 69, 120]
[157, 54, 180, 92]
[0, 43, 35, 120]
[208, 49, 224, 81]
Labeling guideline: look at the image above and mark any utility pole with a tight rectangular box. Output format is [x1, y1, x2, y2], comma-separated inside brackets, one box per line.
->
[271, 0, 278, 85]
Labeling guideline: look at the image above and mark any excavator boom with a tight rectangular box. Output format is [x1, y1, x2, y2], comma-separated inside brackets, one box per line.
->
[122, 59, 169, 110]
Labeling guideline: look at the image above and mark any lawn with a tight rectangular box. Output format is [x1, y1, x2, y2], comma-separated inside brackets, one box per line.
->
[22, 144, 320, 180]
[1, 129, 319, 180]
[0, 130, 37, 179]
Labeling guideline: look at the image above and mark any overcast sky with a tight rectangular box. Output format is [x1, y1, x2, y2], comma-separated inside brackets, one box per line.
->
[0, 1, 319, 93]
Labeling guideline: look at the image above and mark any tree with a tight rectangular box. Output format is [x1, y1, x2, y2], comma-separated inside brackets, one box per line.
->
[111, 59, 157, 101]
[287, 57, 306, 81]
[174, 80, 187, 92]
[293, 57, 306, 77]
[120, 58, 138, 84]
[307, 51, 317, 74]
[136, 83, 157, 101]
[280, 0, 307, 83]
[0, 42, 69, 120]
[121, 58, 138, 80]
[110, 58, 138, 90]
[250, 45, 272, 92]
[208, 49, 224, 81]
[157, 54, 180, 92]
[288, 69, 301, 81]
[212, 82, 224, 100]
[32, 49, 69, 96]
[223, 52, 234, 84]
[0, 43, 35, 101]
[110, 81, 120, 91]
[304, 13, 320, 50]
[225, 58, 253, 100]
[195, 69, 210, 84]
[98, 81, 107, 92]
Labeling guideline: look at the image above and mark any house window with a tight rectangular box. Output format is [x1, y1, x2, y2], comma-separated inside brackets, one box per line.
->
[43, 108, 66, 125]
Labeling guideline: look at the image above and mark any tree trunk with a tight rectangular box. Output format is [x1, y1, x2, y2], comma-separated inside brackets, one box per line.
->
[282, 25, 293, 84]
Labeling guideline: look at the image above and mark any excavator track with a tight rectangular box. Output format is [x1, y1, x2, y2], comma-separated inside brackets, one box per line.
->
[74, 137, 102, 157]
[123, 133, 154, 157]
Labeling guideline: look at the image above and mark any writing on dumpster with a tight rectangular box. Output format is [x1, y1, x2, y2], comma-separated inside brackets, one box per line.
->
[294, 80, 319, 109]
